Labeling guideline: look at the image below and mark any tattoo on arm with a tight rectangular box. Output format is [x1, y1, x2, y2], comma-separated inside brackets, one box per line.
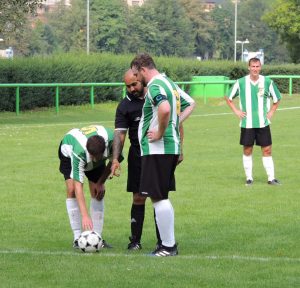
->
[113, 130, 126, 160]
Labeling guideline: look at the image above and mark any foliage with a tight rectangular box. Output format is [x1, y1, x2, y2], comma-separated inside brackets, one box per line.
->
[91, 0, 129, 53]
[0, 0, 43, 43]
[46, 1, 86, 53]
[180, 0, 216, 59]
[237, 0, 289, 63]
[263, 0, 300, 63]
[210, 1, 234, 60]
[1, 0, 294, 63]
[0, 53, 299, 112]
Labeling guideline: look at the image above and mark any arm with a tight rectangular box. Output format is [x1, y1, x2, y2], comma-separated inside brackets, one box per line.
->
[178, 123, 184, 165]
[224, 96, 246, 119]
[147, 100, 171, 142]
[110, 130, 126, 178]
[179, 102, 195, 124]
[267, 101, 280, 120]
[178, 87, 196, 123]
[74, 180, 93, 231]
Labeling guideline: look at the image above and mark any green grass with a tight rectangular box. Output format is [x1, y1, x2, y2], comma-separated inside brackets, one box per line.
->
[0, 96, 299, 287]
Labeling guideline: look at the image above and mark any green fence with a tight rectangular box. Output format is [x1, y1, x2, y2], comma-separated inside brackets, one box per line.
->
[0, 75, 299, 115]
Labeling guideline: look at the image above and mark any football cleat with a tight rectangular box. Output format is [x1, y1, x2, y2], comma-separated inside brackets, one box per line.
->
[101, 239, 113, 249]
[150, 244, 178, 257]
[128, 241, 142, 250]
[245, 179, 253, 186]
[268, 179, 281, 185]
[73, 239, 79, 249]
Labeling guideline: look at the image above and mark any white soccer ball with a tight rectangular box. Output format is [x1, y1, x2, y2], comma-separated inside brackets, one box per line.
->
[78, 230, 102, 253]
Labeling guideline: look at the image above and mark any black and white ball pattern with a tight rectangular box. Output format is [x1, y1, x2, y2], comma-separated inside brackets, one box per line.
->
[78, 231, 102, 253]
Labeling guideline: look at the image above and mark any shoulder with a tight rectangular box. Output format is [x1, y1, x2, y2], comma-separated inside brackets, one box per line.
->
[118, 95, 133, 110]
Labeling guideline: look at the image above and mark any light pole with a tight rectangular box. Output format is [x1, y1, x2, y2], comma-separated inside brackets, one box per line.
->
[234, 0, 238, 62]
[87, 0, 90, 55]
[236, 39, 249, 61]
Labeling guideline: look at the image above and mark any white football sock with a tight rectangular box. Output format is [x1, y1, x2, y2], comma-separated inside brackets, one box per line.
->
[243, 154, 253, 180]
[90, 198, 104, 237]
[153, 199, 175, 248]
[262, 156, 275, 181]
[66, 198, 81, 240]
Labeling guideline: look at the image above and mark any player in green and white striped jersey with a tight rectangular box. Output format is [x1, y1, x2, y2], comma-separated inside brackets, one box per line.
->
[138, 74, 195, 156]
[58, 125, 115, 248]
[225, 57, 281, 186]
[131, 53, 195, 256]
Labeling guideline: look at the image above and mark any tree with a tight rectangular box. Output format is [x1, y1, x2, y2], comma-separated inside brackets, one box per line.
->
[263, 0, 300, 63]
[180, 0, 216, 59]
[26, 21, 57, 55]
[236, 0, 289, 63]
[211, 0, 235, 60]
[127, 0, 194, 57]
[47, 1, 87, 53]
[0, 0, 43, 43]
[90, 0, 129, 53]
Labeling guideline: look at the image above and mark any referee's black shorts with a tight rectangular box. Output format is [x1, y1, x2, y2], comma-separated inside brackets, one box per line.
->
[127, 145, 141, 193]
[240, 126, 272, 147]
[139, 154, 178, 200]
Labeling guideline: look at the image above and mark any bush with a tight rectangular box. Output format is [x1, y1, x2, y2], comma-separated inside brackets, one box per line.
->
[0, 53, 299, 112]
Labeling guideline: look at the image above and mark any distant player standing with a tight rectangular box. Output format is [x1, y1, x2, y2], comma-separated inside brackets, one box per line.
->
[130, 53, 195, 256]
[58, 125, 116, 248]
[225, 57, 281, 186]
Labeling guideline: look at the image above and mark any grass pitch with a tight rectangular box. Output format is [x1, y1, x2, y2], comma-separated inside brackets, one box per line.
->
[0, 96, 299, 287]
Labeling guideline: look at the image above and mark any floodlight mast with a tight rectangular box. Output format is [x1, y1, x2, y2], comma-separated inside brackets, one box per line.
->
[87, 0, 90, 55]
[234, 0, 238, 62]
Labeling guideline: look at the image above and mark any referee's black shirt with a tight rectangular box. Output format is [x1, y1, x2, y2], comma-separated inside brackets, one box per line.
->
[114, 93, 144, 147]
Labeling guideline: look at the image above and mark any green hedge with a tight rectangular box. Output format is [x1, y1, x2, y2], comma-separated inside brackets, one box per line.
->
[0, 53, 299, 112]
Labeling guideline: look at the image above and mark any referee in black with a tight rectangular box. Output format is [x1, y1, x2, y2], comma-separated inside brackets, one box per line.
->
[111, 69, 159, 250]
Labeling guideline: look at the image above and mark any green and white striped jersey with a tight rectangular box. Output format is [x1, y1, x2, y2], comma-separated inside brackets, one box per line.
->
[138, 74, 194, 156]
[227, 75, 282, 128]
[60, 125, 113, 183]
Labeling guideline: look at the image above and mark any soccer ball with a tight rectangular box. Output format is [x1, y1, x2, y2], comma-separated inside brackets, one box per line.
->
[78, 230, 102, 253]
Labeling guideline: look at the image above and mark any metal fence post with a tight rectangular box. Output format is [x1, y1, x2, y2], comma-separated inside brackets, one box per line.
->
[90, 85, 94, 108]
[55, 86, 59, 114]
[16, 86, 20, 116]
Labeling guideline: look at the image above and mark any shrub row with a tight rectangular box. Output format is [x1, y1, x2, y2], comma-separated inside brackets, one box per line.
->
[0, 53, 299, 112]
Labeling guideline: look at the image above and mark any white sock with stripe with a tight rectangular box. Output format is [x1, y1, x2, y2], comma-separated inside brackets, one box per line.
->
[262, 156, 275, 181]
[90, 198, 104, 237]
[66, 198, 81, 240]
[243, 154, 253, 181]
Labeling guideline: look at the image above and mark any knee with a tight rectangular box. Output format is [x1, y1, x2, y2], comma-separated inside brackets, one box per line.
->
[133, 193, 146, 205]
[262, 146, 272, 156]
[243, 146, 253, 156]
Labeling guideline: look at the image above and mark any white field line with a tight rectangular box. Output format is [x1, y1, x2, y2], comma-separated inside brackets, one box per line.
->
[1, 106, 300, 130]
[0, 249, 299, 262]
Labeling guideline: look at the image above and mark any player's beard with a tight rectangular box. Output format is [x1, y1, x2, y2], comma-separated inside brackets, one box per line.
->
[140, 76, 147, 87]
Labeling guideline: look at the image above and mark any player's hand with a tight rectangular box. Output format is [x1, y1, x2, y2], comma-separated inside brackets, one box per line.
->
[95, 183, 105, 200]
[177, 153, 183, 165]
[109, 160, 121, 179]
[82, 215, 93, 231]
[147, 129, 162, 142]
[267, 110, 274, 120]
[235, 110, 246, 119]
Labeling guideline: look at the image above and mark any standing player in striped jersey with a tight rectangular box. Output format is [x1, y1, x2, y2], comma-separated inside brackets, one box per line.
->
[58, 125, 117, 248]
[225, 57, 281, 186]
[130, 53, 195, 256]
